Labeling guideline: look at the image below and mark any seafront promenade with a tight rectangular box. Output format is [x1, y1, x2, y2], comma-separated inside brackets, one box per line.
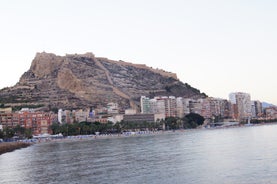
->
[0, 142, 31, 155]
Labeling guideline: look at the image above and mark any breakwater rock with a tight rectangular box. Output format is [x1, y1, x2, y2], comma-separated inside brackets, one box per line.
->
[0, 142, 31, 155]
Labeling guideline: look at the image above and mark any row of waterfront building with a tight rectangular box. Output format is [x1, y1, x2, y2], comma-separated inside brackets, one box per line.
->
[0, 108, 54, 135]
[140, 92, 265, 121]
[0, 92, 277, 136]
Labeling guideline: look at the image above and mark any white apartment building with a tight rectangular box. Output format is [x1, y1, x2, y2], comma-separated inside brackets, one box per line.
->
[140, 96, 151, 114]
[141, 96, 177, 117]
[176, 97, 184, 118]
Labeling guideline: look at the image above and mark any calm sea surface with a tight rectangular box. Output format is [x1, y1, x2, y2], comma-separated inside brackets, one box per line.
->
[1, 124, 277, 184]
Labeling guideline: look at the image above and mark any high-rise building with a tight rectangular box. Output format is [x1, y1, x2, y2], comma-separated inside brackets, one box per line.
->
[220, 99, 232, 118]
[165, 96, 177, 117]
[251, 101, 256, 118]
[140, 96, 151, 114]
[201, 98, 211, 118]
[149, 99, 158, 114]
[189, 99, 203, 115]
[229, 92, 252, 120]
[176, 97, 184, 118]
[183, 98, 191, 115]
[141, 96, 177, 117]
[200, 97, 231, 119]
[155, 97, 166, 115]
[251, 100, 263, 118]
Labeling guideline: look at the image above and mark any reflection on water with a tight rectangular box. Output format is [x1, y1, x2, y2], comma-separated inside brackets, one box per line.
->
[1, 125, 277, 184]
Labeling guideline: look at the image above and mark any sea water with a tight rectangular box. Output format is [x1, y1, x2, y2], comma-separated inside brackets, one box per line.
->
[0, 124, 277, 184]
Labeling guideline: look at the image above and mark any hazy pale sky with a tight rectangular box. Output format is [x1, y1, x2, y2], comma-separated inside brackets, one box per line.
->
[1, 0, 277, 104]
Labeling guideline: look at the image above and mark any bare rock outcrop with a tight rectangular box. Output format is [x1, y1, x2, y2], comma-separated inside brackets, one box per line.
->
[0, 52, 206, 110]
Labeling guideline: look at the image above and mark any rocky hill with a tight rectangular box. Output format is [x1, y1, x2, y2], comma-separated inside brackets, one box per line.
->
[0, 52, 206, 111]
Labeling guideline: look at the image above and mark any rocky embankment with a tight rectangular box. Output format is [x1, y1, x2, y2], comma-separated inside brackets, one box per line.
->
[0, 142, 31, 155]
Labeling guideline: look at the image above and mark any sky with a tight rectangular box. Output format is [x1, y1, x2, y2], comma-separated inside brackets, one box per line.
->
[0, 0, 277, 104]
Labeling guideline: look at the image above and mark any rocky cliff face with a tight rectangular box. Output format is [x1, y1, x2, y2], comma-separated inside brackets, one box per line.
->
[0, 52, 206, 110]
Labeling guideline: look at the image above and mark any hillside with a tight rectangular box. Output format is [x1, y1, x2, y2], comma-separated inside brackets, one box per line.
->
[0, 52, 206, 110]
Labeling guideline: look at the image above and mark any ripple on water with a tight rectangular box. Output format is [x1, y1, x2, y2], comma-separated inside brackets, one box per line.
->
[1, 125, 277, 183]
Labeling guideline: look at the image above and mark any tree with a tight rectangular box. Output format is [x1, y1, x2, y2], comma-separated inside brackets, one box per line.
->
[165, 117, 179, 130]
[0, 130, 3, 139]
[24, 128, 32, 139]
[113, 122, 121, 133]
[14, 125, 25, 138]
[50, 123, 61, 135]
[183, 113, 204, 128]
[3, 127, 15, 138]
[67, 124, 79, 135]
[81, 125, 91, 135]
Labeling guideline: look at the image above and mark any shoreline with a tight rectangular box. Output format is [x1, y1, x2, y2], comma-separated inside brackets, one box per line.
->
[9, 122, 277, 146]
[0, 142, 31, 155]
[32, 129, 194, 145]
[34, 130, 177, 144]
[35, 122, 277, 144]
